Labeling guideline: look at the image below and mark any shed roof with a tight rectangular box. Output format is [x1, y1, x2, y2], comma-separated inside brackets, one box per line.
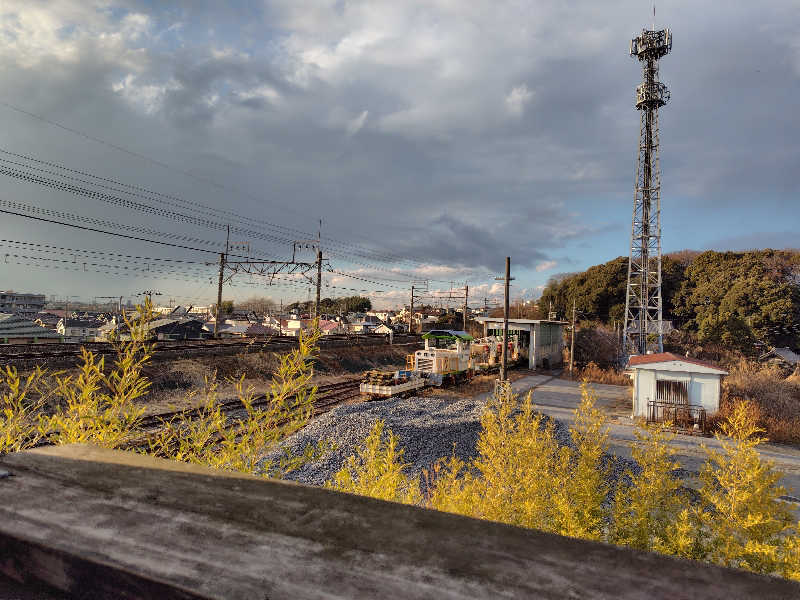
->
[421, 329, 473, 341]
[759, 347, 800, 365]
[627, 352, 728, 375]
[475, 317, 567, 325]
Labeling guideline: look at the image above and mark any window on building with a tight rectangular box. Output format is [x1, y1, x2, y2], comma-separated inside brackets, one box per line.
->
[656, 380, 688, 406]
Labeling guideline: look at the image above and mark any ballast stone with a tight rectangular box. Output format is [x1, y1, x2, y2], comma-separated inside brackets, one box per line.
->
[258, 393, 641, 492]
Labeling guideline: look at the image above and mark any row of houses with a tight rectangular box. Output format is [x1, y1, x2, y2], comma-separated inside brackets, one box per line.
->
[0, 304, 411, 343]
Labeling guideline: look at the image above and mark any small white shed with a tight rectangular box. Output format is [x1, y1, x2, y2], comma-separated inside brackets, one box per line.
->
[627, 352, 728, 419]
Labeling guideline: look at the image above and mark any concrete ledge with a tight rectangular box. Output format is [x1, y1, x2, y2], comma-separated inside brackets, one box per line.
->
[0, 444, 798, 599]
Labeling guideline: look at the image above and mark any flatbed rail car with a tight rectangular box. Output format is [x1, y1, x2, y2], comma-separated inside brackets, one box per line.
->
[359, 377, 427, 398]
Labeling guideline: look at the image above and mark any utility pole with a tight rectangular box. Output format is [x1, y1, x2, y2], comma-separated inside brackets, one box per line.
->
[214, 251, 225, 338]
[214, 226, 230, 339]
[315, 249, 322, 324]
[463, 284, 468, 332]
[569, 298, 576, 378]
[409, 285, 415, 334]
[495, 257, 513, 381]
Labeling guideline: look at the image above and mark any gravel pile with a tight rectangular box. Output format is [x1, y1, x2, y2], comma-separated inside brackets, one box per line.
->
[259, 394, 489, 486]
[258, 394, 642, 494]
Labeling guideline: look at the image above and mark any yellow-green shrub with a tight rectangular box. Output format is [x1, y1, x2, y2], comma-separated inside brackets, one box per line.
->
[327, 419, 420, 504]
[550, 382, 609, 540]
[1, 303, 154, 452]
[147, 328, 329, 476]
[1, 305, 327, 480]
[1, 366, 51, 453]
[340, 381, 611, 540]
[612, 423, 682, 551]
[428, 390, 562, 530]
[696, 400, 794, 574]
[334, 381, 800, 581]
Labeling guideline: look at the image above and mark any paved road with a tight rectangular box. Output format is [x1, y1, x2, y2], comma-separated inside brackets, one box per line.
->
[501, 375, 800, 502]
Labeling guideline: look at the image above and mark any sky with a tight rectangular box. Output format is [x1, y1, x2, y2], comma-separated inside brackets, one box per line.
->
[0, 0, 797, 311]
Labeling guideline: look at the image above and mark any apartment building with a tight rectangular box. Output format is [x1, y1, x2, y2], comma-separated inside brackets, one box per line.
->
[0, 291, 46, 315]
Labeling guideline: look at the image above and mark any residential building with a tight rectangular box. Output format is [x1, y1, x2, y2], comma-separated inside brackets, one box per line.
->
[0, 313, 63, 343]
[759, 347, 800, 371]
[57, 318, 104, 341]
[318, 319, 346, 335]
[347, 321, 377, 334]
[212, 321, 279, 337]
[283, 319, 313, 337]
[34, 312, 62, 330]
[0, 291, 46, 315]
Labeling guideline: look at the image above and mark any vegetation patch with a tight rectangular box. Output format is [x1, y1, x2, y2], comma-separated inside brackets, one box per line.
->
[330, 383, 800, 581]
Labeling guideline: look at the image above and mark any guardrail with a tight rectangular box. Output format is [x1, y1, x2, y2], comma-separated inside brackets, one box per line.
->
[2, 444, 798, 599]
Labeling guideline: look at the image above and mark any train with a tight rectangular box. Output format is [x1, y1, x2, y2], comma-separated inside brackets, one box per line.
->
[410, 329, 523, 380]
[361, 329, 526, 398]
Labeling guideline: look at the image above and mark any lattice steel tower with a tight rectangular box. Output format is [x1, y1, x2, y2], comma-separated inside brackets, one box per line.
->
[623, 27, 672, 356]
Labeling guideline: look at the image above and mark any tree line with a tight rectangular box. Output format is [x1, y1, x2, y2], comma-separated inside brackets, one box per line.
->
[539, 249, 800, 351]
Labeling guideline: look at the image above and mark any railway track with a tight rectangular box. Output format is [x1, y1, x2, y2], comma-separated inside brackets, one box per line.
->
[0, 335, 421, 362]
[137, 377, 363, 430]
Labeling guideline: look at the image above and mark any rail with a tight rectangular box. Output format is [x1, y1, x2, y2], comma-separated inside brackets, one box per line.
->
[0, 333, 423, 362]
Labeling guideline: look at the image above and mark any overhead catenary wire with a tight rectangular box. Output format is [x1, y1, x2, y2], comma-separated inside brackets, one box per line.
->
[0, 131, 443, 271]
[0, 158, 441, 278]
[0, 105, 497, 294]
[0, 98, 490, 274]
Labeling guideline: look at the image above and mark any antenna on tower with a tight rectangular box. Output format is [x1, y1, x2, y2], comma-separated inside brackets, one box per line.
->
[623, 24, 672, 358]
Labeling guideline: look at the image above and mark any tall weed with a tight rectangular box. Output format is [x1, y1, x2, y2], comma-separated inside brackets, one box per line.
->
[146, 328, 329, 476]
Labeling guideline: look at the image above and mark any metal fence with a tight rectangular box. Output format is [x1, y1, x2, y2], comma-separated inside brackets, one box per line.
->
[647, 400, 707, 434]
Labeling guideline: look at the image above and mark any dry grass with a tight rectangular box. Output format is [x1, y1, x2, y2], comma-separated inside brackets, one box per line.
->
[563, 362, 632, 387]
[718, 360, 800, 444]
[141, 343, 414, 413]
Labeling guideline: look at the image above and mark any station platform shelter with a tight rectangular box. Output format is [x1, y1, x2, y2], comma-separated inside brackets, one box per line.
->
[475, 317, 567, 370]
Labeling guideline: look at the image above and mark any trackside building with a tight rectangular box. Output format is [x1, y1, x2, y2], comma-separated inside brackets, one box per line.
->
[475, 317, 566, 369]
[627, 352, 728, 418]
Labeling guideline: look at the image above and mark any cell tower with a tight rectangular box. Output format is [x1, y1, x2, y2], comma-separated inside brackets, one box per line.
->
[623, 26, 672, 356]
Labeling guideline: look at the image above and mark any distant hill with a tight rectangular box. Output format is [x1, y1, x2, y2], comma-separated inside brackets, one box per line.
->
[539, 249, 800, 350]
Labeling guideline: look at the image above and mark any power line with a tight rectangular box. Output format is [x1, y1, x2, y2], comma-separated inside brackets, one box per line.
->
[0, 155, 439, 277]
[0, 204, 222, 255]
[0, 104, 466, 272]
[0, 238, 208, 265]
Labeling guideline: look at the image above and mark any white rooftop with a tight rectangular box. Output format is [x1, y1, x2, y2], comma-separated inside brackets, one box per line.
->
[475, 317, 568, 324]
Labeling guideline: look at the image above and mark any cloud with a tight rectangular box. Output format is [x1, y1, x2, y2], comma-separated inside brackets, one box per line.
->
[505, 84, 534, 117]
[0, 0, 796, 306]
[346, 110, 369, 136]
[536, 260, 558, 272]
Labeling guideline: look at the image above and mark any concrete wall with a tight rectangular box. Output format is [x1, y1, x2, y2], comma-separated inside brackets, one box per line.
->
[532, 322, 564, 369]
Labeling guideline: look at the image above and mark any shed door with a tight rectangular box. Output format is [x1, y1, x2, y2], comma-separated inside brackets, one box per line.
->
[656, 380, 688, 406]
